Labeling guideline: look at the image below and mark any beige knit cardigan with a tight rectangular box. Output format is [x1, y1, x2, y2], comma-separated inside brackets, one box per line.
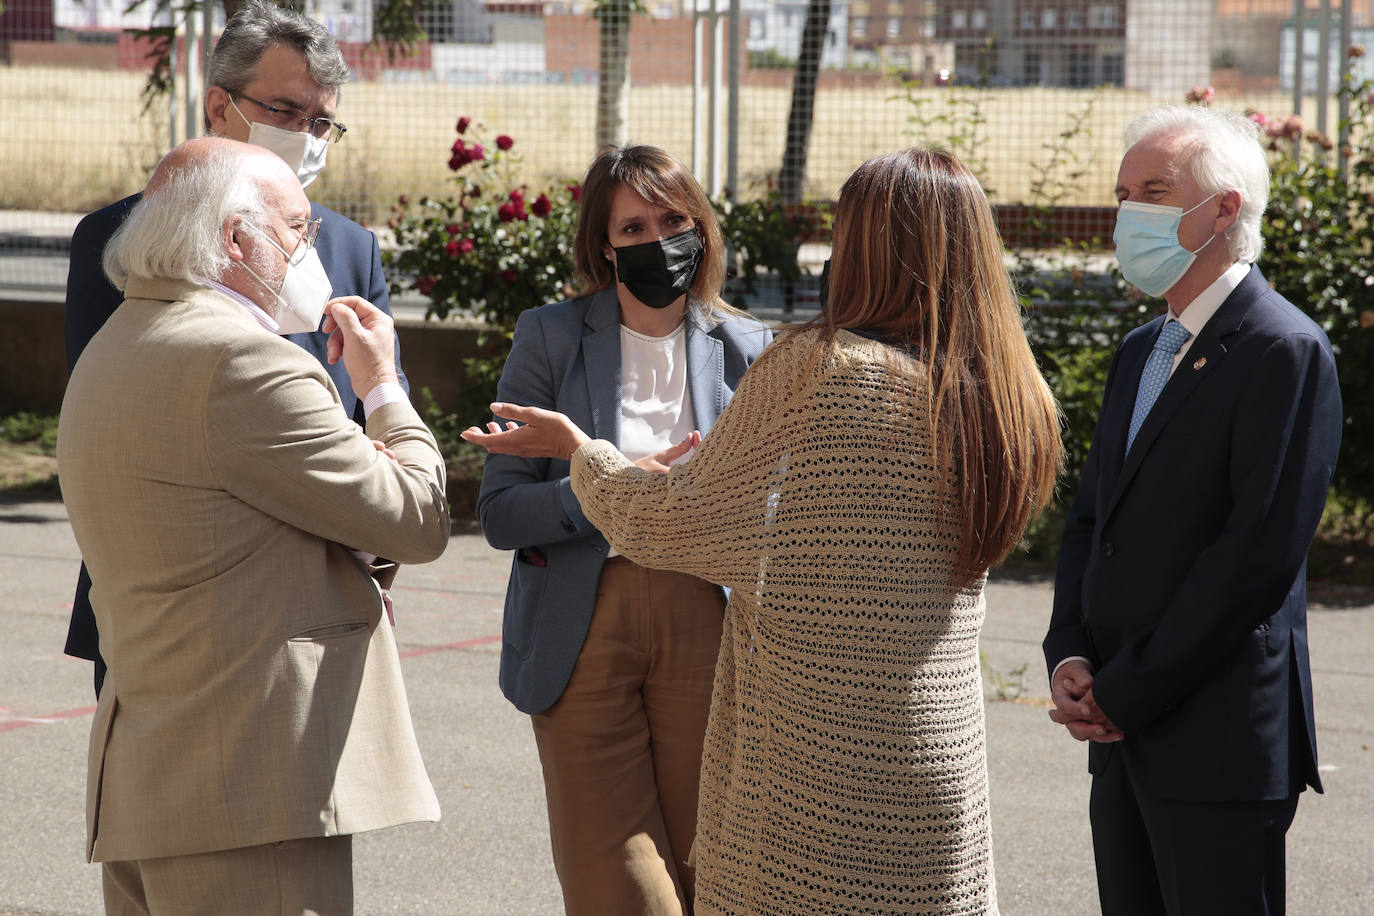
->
[570, 328, 999, 915]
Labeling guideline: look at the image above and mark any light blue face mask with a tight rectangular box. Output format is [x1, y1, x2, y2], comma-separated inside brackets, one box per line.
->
[1113, 195, 1219, 297]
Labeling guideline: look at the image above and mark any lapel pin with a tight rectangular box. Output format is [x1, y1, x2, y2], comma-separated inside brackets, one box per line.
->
[1193, 357, 1207, 371]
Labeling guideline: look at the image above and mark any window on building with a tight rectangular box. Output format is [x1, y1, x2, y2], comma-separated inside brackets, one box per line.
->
[1065, 10, 1081, 28]
[951, 10, 966, 30]
[749, 13, 765, 40]
[1068, 50, 1093, 87]
[1020, 11, 1036, 30]
[1102, 53, 1124, 85]
[1089, 5, 1118, 29]
[971, 9, 986, 29]
[854, 16, 867, 37]
[1024, 50, 1041, 85]
[1042, 9, 1056, 29]
[888, 17, 901, 39]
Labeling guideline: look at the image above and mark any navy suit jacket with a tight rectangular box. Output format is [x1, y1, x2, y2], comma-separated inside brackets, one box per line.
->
[1044, 265, 1342, 802]
[476, 288, 773, 715]
[63, 193, 407, 664]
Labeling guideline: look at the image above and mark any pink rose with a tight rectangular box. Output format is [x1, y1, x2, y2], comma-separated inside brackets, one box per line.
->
[456, 116, 471, 134]
[457, 238, 474, 254]
[445, 239, 460, 257]
[468, 143, 485, 163]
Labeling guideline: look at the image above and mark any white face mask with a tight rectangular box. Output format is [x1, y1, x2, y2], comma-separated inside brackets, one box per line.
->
[230, 97, 330, 188]
[240, 224, 333, 335]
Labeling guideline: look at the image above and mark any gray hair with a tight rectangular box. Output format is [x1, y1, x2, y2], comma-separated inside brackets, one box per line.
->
[103, 148, 269, 289]
[1124, 105, 1270, 263]
[208, 0, 350, 101]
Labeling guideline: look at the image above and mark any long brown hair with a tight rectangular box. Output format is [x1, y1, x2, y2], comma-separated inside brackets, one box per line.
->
[572, 144, 729, 312]
[806, 147, 1062, 575]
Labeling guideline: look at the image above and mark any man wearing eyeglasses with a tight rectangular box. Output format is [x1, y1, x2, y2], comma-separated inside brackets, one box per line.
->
[60, 137, 447, 912]
[63, 0, 409, 697]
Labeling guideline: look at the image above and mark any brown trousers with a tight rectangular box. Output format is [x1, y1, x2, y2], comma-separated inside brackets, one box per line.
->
[101, 835, 353, 915]
[532, 557, 725, 916]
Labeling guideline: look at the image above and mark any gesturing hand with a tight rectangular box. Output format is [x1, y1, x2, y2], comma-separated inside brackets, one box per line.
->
[461, 402, 591, 461]
[634, 431, 701, 473]
[322, 296, 398, 399]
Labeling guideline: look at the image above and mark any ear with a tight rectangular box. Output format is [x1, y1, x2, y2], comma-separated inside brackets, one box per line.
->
[1213, 189, 1242, 234]
[205, 86, 233, 138]
[224, 215, 246, 263]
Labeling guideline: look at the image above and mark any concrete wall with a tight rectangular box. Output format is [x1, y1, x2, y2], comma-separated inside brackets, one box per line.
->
[0, 294, 486, 416]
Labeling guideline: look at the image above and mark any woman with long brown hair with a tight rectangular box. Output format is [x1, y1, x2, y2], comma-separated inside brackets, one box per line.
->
[467, 147, 1062, 914]
[476, 144, 771, 915]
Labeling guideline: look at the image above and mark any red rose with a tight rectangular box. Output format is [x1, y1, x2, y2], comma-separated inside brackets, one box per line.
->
[469, 143, 485, 162]
[531, 193, 552, 217]
[567, 183, 582, 201]
[447, 223, 461, 236]
[445, 239, 460, 257]
[502, 268, 518, 283]
[498, 202, 518, 222]
[447, 153, 463, 171]
[456, 116, 471, 134]
[415, 274, 436, 296]
[397, 193, 410, 205]
[496, 134, 514, 150]
[508, 188, 524, 202]
[457, 238, 474, 254]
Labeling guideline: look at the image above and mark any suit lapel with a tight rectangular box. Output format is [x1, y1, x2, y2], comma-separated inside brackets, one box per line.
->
[685, 307, 725, 435]
[581, 288, 623, 444]
[1106, 269, 1257, 513]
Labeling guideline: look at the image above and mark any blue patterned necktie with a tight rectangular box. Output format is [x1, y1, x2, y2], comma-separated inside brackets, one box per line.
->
[1126, 320, 1192, 452]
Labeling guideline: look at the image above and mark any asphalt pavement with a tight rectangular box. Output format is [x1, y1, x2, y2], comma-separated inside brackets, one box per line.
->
[2, 496, 1371, 914]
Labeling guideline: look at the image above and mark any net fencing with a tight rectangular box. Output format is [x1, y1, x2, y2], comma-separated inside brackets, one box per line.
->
[0, 0, 1363, 294]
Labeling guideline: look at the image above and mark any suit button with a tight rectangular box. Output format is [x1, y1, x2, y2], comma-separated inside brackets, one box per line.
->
[1102, 541, 1115, 557]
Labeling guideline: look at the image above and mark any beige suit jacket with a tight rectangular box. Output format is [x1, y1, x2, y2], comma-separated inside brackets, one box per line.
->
[58, 277, 449, 863]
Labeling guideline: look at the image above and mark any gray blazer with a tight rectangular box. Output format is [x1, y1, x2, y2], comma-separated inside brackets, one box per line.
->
[477, 287, 773, 714]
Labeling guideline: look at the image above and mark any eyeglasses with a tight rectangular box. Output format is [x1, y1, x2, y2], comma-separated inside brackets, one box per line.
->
[285, 216, 323, 250]
[231, 91, 348, 143]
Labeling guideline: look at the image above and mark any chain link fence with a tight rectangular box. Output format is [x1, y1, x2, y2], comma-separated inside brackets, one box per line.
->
[0, 0, 1364, 290]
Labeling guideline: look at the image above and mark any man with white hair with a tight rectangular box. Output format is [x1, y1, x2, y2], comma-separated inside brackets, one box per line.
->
[58, 136, 448, 913]
[64, 0, 403, 696]
[1044, 104, 1342, 913]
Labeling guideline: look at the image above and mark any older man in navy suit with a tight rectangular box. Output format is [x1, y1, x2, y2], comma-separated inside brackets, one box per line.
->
[64, 0, 407, 696]
[1044, 105, 1342, 915]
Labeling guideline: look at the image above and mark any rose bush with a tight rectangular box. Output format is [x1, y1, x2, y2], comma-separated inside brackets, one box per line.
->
[384, 116, 582, 420]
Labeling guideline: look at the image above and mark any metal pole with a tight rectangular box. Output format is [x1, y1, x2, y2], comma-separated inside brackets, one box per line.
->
[1316, 0, 1331, 141]
[185, 12, 200, 142]
[1339, 0, 1353, 173]
[726, 0, 740, 200]
[1292, 0, 1304, 159]
[693, 7, 704, 179]
[168, 24, 179, 148]
[706, 0, 720, 197]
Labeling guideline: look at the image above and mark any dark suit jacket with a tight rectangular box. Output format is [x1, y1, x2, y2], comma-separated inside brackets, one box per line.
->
[63, 193, 408, 665]
[1044, 265, 1342, 802]
[476, 288, 773, 715]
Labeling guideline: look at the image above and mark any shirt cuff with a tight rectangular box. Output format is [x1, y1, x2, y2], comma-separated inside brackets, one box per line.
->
[363, 382, 407, 419]
[1051, 656, 1093, 682]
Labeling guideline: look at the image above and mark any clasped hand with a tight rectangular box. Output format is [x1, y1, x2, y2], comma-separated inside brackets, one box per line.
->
[1047, 660, 1123, 743]
[462, 402, 700, 472]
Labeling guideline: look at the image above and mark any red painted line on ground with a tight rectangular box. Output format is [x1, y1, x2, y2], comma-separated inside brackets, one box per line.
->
[0, 704, 97, 734]
[1, 636, 500, 736]
[398, 633, 502, 659]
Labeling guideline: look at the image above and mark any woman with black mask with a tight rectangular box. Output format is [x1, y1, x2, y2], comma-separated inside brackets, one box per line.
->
[475, 144, 772, 915]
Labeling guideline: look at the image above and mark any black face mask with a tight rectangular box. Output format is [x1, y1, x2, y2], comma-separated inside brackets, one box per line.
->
[612, 228, 703, 309]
